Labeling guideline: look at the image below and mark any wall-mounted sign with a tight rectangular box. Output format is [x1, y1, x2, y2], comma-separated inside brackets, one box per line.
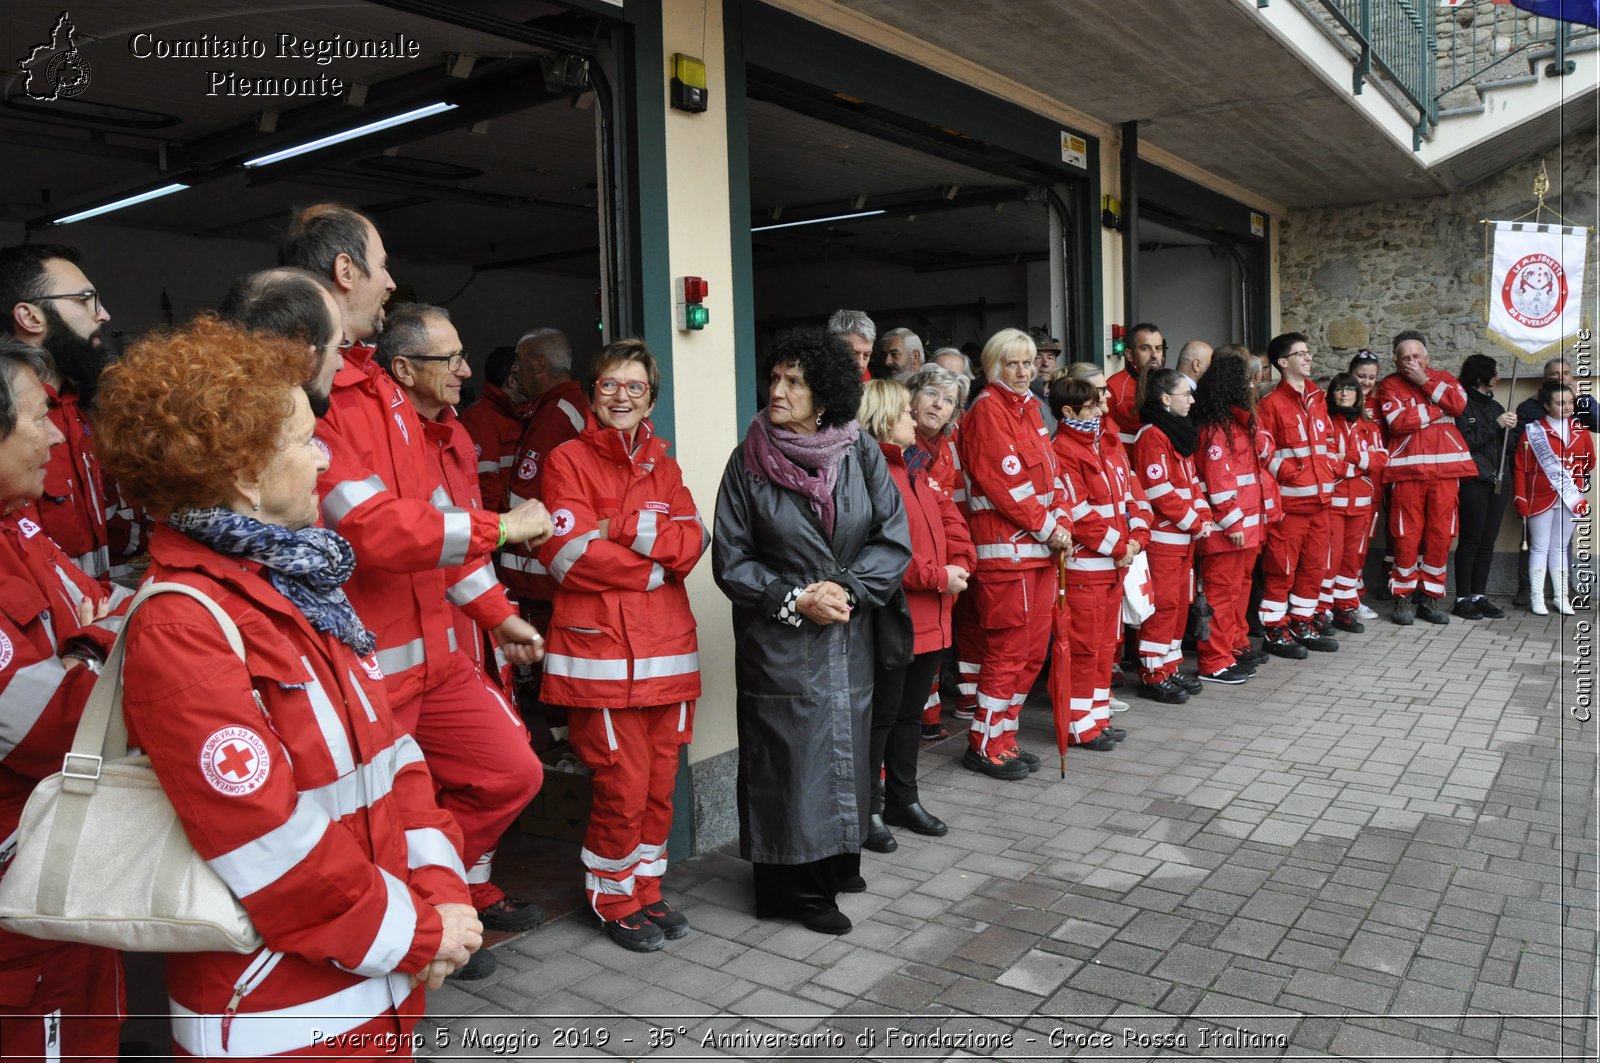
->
[1060, 132, 1087, 170]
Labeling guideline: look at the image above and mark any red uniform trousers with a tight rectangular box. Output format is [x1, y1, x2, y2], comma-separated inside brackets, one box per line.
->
[1328, 509, 1373, 610]
[569, 702, 694, 920]
[921, 677, 942, 727]
[1137, 543, 1194, 682]
[1387, 478, 1458, 599]
[0, 937, 123, 1062]
[1063, 578, 1117, 744]
[953, 587, 983, 717]
[967, 566, 1053, 757]
[1198, 547, 1260, 674]
[390, 651, 541, 909]
[1258, 508, 1330, 626]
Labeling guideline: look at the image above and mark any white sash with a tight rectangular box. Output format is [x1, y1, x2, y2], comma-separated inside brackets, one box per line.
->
[1526, 420, 1585, 513]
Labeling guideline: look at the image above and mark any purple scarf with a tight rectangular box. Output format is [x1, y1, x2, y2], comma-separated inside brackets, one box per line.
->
[743, 413, 860, 538]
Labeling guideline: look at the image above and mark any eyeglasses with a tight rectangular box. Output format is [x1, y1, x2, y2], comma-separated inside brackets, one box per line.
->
[596, 378, 649, 398]
[1096, 386, 1110, 396]
[33, 289, 102, 315]
[1352, 350, 1380, 363]
[402, 352, 467, 372]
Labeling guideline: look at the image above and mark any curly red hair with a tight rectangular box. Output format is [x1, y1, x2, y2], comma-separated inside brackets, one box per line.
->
[96, 315, 314, 519]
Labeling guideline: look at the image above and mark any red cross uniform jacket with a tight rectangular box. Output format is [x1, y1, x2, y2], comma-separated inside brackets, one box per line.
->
[908, 424, 967, 507]
[1053, 420, 1146, 578]
[456, 383, 528, 515]
[1104, 367, 1142, 452]
[0, 512, 122, 913]
[1376, 370, 1476, 481]
[498, 380, 589, 604]
[1515, 417, 1595, 518]
[1329, 413, 1389, 512]
[315, 346, 513, 707]
[38, 382, 114, 586]
[121, 527, 470, 1058]
[1097, 428, 1154, 540]
[957, 383, 1067, 572]
[419, 407, 517, 683]
[1257, 380, 1338, 512]
[534, 417, 708, 709]
[883, 442, 976, 654]
[1132, 424, 1213, 546]
[1194, 410, 1271, 554]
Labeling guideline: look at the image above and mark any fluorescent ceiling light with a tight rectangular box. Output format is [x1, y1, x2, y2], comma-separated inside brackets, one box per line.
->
[752, 209, 885, 233]
[242, 102, 458, 168]
[54, 183, 191, 225]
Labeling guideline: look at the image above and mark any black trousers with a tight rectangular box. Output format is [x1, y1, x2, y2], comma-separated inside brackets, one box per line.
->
[1455, 478, 1509, 597]
[869, 649, 942, 809]
[752, 853, 859, 917]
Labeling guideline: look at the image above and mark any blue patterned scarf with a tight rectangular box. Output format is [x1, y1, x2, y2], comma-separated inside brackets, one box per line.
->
[168, 507, 375, 656]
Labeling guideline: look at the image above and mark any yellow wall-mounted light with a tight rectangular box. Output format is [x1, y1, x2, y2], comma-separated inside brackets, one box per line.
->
[671, 53, 708, 114]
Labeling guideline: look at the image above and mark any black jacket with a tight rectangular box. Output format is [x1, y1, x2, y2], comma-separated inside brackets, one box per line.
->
[713, 430, 910, 863]
[1459, 387, 1509, 484]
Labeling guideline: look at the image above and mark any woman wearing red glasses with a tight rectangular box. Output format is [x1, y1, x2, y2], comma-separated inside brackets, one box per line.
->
[535, 338, 708, 953]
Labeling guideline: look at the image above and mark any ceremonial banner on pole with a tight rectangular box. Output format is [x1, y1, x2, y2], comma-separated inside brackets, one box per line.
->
[1488, 221, 1588, 362]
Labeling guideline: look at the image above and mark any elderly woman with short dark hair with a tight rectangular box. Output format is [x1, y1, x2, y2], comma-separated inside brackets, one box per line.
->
[713, 328, 909, 936]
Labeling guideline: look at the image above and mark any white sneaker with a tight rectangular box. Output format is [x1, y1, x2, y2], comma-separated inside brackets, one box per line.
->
[1109, 696, 1130, 713]
[1354, 603, 1378, 620]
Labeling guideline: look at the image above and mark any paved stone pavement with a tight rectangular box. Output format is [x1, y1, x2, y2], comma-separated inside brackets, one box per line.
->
[423, 608, 1596, 1061]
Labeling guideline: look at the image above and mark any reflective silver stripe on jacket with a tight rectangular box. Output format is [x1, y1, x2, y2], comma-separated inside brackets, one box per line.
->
[322, 475, 386, 528]
[299, 657, 355, 777]
[446, 561, 500, 607]
[496, 553, 547, 575]
[975, 543, 1052, 560]
[1149, 529, 1191, 545]
[0, 658, 70, 758]
[337, 868, 416, 977]
[558, 398, 585, 433]
[374, 629, 457, 678]
[476, 460, 497, 475]
[406, 827, 468, 879]
[170, 972, 412, 1057]
[299, 736, 426, 823]
[633, 652, 700, 680]
[549, 530, 600, 583]
[207, 798, 331, 898]
[544, 654, 628, 681]
[437, 509, 473, 568]
[71, 545, 111, 579]
[633, 511, 658, 557]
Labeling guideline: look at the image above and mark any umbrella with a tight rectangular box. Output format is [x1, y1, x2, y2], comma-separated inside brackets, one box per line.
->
[1049, 551, 1073, 778]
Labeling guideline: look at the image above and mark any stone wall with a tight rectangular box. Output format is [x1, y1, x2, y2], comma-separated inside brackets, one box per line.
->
[1279, 137, 1598, 375]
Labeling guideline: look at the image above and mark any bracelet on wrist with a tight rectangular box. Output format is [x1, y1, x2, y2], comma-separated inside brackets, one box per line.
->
[495, 518, 509, 550]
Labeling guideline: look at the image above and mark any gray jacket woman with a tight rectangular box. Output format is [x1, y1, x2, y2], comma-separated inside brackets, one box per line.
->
[713, 328, 909, 936]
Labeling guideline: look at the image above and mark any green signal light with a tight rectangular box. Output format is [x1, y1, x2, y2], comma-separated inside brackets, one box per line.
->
[685, 304, 709, 330]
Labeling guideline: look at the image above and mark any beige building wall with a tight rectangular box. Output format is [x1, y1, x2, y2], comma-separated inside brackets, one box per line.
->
[659, 0, 740, 765]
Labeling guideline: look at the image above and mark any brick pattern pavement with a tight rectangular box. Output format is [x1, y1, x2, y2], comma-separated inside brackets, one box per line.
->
[424, 611, 1596, 1060]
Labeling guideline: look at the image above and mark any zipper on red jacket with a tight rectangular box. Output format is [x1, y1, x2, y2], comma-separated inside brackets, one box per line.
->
[220, 949, 284, 1051]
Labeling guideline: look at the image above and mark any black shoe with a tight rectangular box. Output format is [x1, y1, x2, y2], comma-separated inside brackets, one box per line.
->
[1416, 597, 1449, 625]
[1512, 587, 1531, 607]
[1138, 678, 1190, 704]
[962, 747, 1031, 780]
[1392, 596, 1415, 625]
[1451, 598, 1482, 620]
[1103, 726, 1127, 742]
[604, 910, 666, 952]
[1263, 626, 1309, 659]
[1474, 597, 1506, 619]
[642, 900, 689, 939]
[1234, 646, 1268, 668]
[920, 723, 949, 740]
[478, 895, 547, 932]
[1200, 664, 1252, 685]
[837, 874, 867, 893]
[800, 907, 852, 935]
[1332, 609, 1365, 634]
[1290, 621, 1339, 652]
[1076, 733, 1117, 751]
[448, 947, 498, 980]
[1172, 672, 1203, 694]
[864, 814, 897, 853]
[1312, 612, 1334, 636]
[1007, 748, 1041, 772]
[883, 802, 948, 836]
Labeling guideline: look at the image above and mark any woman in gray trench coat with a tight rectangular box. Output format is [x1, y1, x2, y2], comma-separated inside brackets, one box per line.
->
[713, 328, 911, 935]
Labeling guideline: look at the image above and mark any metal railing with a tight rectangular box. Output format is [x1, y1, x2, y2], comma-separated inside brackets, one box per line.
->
[1307, 0, 1438, 144]
[1436, 0, 1596, 99]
